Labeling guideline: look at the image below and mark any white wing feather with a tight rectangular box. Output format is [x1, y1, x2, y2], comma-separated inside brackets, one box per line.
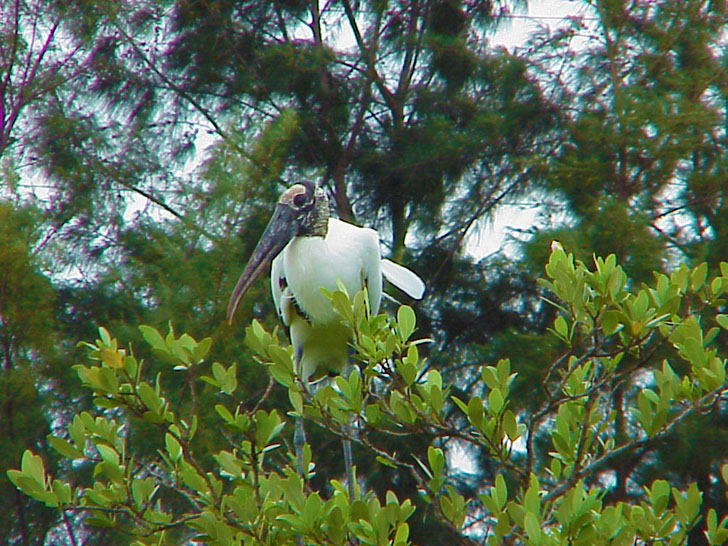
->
[381, 258, 425, 300]
[270, 253, 289, 325]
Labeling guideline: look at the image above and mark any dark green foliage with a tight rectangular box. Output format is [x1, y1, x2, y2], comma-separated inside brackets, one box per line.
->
[510, 6, 728, 542]
[0, 203, 65, 545]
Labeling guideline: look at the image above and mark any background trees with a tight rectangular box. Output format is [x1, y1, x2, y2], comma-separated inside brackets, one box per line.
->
[1, 0, 726, 544]
[504, 4, 728, 544]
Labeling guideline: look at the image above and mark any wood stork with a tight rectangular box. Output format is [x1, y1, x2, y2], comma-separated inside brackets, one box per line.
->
[226, 179, 425, 495]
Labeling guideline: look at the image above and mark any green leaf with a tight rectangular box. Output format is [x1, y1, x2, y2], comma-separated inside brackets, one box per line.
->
[276, 473, 305, 511]
[52, 480, 72, 505]
[165, 433, 182, 462]
[396, 358, 417, 386]
[139, 325, 167, 351]
[428, 384, 444, 415]
[549, 458, 562, 480]
[328, 288, 354, 323]
[467, 396, 484, 427]
[132, 477, 156, 508]
[289, 389, 303, 415]
[497, 359, 512, 387]
[397, 305, 416, 342]
[481, 366, 499, 390]
[393, 522, 410, 545]
[376, 455, 397, 468]
[488, 388, 504, 415]
[524, 512, 542, 543]
[123, 355, 138, 378]
[268, 345, 294, 373]
[427, 446, 445, 478]
[244, 320, 273, 356]
[192, 336, 213, 362]
[98, 326, 112, 347]
[364, 403, 381, 426]
[96, 444, 119, 466]
[710, 276, 724, 297]
[254, 409, 284, 450]
[648, 479, 670, 514]
[681, 336, 707, 368]
[601, 309, 623, 335]
[211, 362, 238, 394]
[180, 463, 209, 494]
[451, 395, 469, 415]
[717, 314, 728, 330]
[216, 450, 243, 477]
[98, 347, 123, 369]
[47, 435, 84, 459]
[137, 381, 162, 413]
[390, 391, 416, 424]
[21, 450, 46, 488]
[85, 515, 115, 528]
[494, 474, 507, 510]
[69, 415, 86, 450]
[303, 492, 322, 526]
[215, 404, 234, 424]
[705, 508, 728, 546]
[554, 315, 568, 340]
[502, 410, 519, 441]
[524, 474, 541, 515]
[690, 262, 708, 291]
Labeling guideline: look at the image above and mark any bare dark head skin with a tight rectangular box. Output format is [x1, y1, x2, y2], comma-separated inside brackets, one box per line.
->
[226, 181, 329, 324]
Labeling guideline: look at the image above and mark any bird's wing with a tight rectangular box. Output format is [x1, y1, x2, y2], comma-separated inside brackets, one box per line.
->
[381, 258, 426, 300]
[362, 233, 383, 316]
[271, 253, 292, 326]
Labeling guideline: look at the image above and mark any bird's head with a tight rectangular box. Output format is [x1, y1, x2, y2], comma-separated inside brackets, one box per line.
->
[226, 180, 329, 323]
[280, 180, 329, 237]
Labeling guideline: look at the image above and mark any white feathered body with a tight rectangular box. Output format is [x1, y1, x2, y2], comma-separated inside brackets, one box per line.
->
[271, 218, 382, 379]
[270, 217, 425, 380]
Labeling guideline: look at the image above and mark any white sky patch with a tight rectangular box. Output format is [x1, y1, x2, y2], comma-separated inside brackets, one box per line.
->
[465, 202, 541, 260]
[447, 440, 479, 476]
[462, 0, 587, 261]
[492, 0, 594, 49]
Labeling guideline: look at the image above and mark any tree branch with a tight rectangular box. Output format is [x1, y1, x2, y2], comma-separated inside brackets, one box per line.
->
[544, 384, 728, 503]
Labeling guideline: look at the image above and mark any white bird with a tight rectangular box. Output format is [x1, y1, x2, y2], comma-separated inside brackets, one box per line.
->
[226, 179, 425, 494]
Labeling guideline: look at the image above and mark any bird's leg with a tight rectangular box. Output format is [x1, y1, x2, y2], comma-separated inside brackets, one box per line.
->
[294, 352, 308, 480]
[293, 358, 307, 546]
[295, 416, 306, 478]
[342, 415, 358, 500]
[343, 436, 354, 499]
[338, 364, 359, 500]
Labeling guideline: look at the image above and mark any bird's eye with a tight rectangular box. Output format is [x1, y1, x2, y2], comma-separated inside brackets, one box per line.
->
[293, 193, 308, 208]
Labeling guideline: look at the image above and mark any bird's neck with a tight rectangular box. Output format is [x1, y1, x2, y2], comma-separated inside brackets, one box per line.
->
[299, 195, 330, 238]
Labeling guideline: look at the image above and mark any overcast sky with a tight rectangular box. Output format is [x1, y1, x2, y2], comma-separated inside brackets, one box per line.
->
[493, 0, 589, 49]
[468, 0, 587, 260]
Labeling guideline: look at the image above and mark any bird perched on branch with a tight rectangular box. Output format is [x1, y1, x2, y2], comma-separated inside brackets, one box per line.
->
[226, 179, 425, 494]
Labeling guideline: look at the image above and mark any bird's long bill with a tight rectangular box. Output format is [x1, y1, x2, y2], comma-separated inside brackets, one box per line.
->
[226, 205, 296, 324]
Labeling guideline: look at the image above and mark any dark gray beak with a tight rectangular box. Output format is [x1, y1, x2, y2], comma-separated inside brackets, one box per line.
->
[226, 205, 297, 324]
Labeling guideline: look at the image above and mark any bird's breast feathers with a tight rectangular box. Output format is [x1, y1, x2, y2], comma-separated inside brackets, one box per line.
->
[282, 218, 382, 324]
